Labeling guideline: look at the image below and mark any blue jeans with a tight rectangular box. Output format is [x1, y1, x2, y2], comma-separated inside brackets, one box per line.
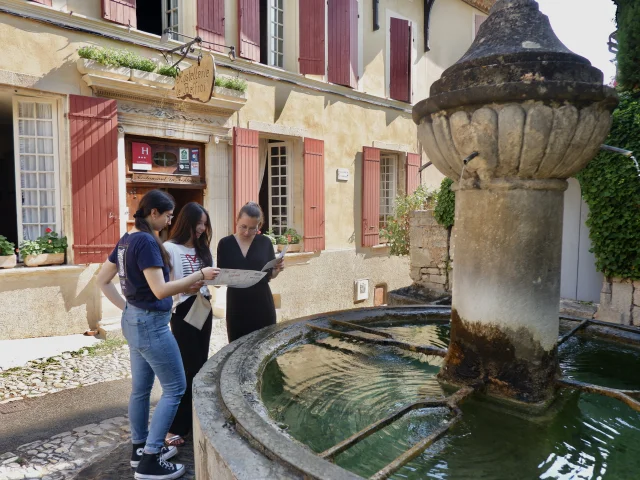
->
[121, 303, 186, 454]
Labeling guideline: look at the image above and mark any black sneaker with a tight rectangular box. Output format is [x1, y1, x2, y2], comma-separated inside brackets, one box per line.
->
[130, 444, 177, 468]
[134, 451, 185, 480]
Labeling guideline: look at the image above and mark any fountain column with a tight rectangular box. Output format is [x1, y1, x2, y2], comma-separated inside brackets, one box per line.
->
[413, 0, 618, 404]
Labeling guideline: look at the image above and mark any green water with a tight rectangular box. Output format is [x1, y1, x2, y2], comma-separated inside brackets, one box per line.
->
[260, 320, 640, 479]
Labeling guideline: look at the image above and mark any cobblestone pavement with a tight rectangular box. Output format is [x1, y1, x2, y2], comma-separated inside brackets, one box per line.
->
[0, 321, 227, 480]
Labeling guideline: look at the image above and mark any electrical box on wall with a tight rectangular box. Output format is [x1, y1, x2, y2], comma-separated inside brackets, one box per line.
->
[336, 168, 350, 182]
[354, 279, 369, 302]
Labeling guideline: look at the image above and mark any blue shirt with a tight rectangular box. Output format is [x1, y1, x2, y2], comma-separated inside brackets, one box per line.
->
[108, 232, 173, 312]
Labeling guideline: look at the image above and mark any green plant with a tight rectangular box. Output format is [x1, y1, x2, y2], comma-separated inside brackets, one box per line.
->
[156, 64, 179, 78]
[614, 0, 640, 91]
[283, 228, 302, 244]
[215, 75, 248, 93]
[263, 229, 277, 245]
[0, 235, 15, 256]
[275, 234, 289, 245]
[19, 228, 68, 257]
[379, 185, 435, 256]
[434, 177, 455, 228]
[78, 46, 156, 72]
[576, 91, 640, 279]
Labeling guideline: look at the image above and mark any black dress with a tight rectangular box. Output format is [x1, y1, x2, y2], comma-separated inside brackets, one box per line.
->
[217, 234, 277, 342]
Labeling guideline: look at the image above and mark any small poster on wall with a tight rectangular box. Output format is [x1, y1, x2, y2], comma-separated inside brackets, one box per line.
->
[178, 148, 190, 173]
[132, 142, 152, 171]
[190, 149, 200, 176]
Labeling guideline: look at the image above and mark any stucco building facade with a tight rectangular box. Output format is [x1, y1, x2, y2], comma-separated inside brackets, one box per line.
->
[0, 0, 490, 340]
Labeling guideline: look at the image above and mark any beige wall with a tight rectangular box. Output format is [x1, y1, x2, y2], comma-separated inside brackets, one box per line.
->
[0, 0, 483, 339]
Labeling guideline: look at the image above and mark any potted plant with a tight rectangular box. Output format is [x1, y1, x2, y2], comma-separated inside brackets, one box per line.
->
[263, 229, 278, 254]
[19, 228, 67, 267]
[281, 228, 303, 253]
[0, 235, 17, 269]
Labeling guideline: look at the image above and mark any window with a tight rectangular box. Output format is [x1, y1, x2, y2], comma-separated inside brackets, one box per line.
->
[268, 0, 284, 68]
[153, 151, 178, 167]
[268, 142, 289, 234]
[165, 0, 180, 40]
[379, 154, 397, 229]
[13, 98, 60, 242]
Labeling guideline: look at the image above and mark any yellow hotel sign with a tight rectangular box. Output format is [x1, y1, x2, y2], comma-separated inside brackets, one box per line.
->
[175, 54, 215, 103]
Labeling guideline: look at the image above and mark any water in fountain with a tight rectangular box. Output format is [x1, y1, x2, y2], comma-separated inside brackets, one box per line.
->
[261, 320, 640, 479]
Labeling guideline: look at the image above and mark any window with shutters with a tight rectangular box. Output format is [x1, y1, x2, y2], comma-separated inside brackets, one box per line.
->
[13, 97, 62, 244]
[258, 140, 291, 235]
[268, 0, 284, 68]
[135, 0, 181, 38]
[389, 16, 412, 103]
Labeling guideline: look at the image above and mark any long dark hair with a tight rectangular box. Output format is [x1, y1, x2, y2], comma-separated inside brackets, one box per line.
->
[168, 202, 213, 267]
[133, 189, 175, 267]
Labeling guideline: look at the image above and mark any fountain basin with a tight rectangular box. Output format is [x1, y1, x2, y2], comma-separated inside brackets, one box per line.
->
[193, 306, 640, 479]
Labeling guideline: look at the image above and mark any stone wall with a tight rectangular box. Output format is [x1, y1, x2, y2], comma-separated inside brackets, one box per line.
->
[409, 210, 452, 292]
[595, 278, 640, 326]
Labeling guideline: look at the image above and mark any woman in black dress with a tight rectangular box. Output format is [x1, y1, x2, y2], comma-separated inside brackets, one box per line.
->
[217, 202, 285, 342]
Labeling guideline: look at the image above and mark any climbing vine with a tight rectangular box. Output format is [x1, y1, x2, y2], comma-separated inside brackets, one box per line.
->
[576, 92, 640, 279]
[434, 177, 455, 228]
[614, 0, 640, 91]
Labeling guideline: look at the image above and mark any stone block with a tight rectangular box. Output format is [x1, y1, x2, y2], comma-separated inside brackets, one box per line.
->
[410, 248, 433, 269]
[430, 274, 447, 285]
[410, 267, 422, 282]
[634, 283, 640, 306]
[426, 268, 440, 275]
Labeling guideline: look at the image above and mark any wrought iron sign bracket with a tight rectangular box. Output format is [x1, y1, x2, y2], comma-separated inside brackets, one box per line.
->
[424, 0, 436, 52]
[161, 29, 236, 69]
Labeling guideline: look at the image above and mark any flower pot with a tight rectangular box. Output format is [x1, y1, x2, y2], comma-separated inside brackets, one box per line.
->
[130, 69, 175, 89]
[76, 58, 130, 81]
[278, 244, 302, 253]
[0, 255, 16, 269]
[214, 85, 247, 101]
[273, 245, 279, 254]
[23, 252, 65, 267]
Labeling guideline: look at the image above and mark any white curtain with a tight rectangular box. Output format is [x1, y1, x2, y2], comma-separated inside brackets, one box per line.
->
[258, 138, 268, 188]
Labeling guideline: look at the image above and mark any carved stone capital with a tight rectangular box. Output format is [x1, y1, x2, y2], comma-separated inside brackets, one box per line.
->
[418, 100, 612, 188]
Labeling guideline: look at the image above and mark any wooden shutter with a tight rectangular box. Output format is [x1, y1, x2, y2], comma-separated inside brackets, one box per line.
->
[303, 139, 325, 252]
[299, 0, 326, 75]
[101, 0, 137, 28]
[233, 127, 260, 219]
[198, 0, 225, 52]
[475, 15, 487, 37]
[328, 0, 358, 88]
[390, 18, 411, 103]
[362, 147, 380, 247]
[406, 153, 421, 195]
[69, 95, 119, 264]
[30, 0, 52, 6]
[238, 0, 260, 61]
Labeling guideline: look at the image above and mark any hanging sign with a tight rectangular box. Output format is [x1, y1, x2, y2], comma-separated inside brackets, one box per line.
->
[131, 142, 152, 171]
[175, 54, 215, 103]
[190, 149, 200, 176]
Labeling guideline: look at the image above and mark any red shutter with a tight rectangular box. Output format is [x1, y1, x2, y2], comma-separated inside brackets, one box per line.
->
[303, 139, 325, 252]
[406, 153, 421, 195]
[362, 147, 381, 247]
[30, 0, 52, 6]
[101, 0, 137, 28]
[238, 0, 260, 61]
[390, 18, 411, 103]
[233, 127, 260, 219]
[475, 15, 487, 37]
[69, 95, 119, 264]
[198, 0, 225, 52]
[328, 0, 358, 88]
[299, 0, 326, 75]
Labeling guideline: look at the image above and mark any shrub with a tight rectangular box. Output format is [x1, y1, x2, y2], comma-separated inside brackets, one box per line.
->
[156, 64, 179, 78]
[576, 91, 640, 279]
[380, 185, 435, 256]
[615, 0, 640, 91]
[78, 46, 156, 72]
[434, 177, 455, 228]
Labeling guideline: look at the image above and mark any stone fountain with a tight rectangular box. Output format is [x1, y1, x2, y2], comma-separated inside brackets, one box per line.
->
[413, 0, 617, 405]
[192, 2, 637, 479]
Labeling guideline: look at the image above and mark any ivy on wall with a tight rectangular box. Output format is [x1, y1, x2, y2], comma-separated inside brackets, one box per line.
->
[576, 92, 640, 280]
[615, 0, 640, 91]
[434, 177, 455, 228]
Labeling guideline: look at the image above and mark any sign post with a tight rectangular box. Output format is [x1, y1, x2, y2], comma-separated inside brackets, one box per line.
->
[175, 54, 215, 103]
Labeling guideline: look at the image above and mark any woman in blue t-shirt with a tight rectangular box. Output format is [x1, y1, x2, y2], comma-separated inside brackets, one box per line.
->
[96, 190, 218, 480]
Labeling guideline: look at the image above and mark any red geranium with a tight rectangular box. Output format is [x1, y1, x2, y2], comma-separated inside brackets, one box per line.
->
[45, 228, 52, 233]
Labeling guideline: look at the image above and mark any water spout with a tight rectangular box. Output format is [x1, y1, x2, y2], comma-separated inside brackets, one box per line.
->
[601, 144, 640, 176]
